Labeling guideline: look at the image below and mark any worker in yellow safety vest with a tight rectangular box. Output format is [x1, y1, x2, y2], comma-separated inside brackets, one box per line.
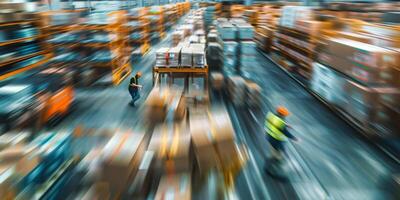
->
[264, 106, 298, 160]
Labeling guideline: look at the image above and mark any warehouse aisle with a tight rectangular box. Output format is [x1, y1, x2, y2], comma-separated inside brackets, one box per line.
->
[55, 35, 173, 131]
[230, 51, 400, 199]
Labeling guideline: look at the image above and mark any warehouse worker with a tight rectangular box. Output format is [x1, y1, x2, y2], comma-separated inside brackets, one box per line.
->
[128, 72, 142, 106]
[264, 106, 298, 162]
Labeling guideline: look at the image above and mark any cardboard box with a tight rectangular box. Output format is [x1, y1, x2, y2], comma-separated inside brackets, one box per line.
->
[148, 124, 192, 174]
[334, 31, 377, 44]
[189, 35, 199, 43]
[326, 38, 399, 69]
[311, 63, 347, 106]
[145, 88, 168, 124]
[191, 45, 206, 68]
[189, 114, 219, 172]
[168, 46, 181, 67]
[295, 20, 331, 35]
[333, 31, 400, 49]
[227, 76, 246, 106]
[344, 80, 400, 123]
[318, 50, 400, 86]
[181, 47, 193, 67]
[361, 24, 400, 40]
[211, 72, 224, 90]
[125, 151, 155, 199]
[155, 173, 191, 200]
[218, 23, 237, 40]
[169, 90, 186, 121]
[156, 48, 169, 67]
[209, 109, 238, 166]
[100, 132, 146, 196]
[245, 81, 262, 107]
[240, 41, 257, 55]
[236, 24, 254, 40]
[280, 6, 313, 28]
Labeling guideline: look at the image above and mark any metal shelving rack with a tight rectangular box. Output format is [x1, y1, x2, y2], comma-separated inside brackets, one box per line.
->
[271, 25, 326, 80]
[78, 11, 132, 85]
[127, 7, 151, 56]
[42, 10, 131, 85]
[0, 11, 52, 81]
[146, 6, 166, 40]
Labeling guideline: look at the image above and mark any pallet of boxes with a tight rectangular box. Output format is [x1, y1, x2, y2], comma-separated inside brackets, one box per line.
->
[313, 21, 400, 137]
[189, 107, 245, 187]
[144, 87, 192, 199]
[87, 130, 148, 199]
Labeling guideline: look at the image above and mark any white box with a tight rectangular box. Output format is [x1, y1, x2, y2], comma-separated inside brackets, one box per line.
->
[168, 47, 181, 67]
[156, 48, 169, 67]
[192, 46, 205, 68]
[181, 47, 193, 67]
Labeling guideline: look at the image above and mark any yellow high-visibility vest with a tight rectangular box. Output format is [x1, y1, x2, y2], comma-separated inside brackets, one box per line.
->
[264, 112, 287, 141]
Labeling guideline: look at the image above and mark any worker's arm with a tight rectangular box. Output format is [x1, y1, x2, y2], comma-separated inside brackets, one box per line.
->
[130, 83, 143, 88]
[282, 127, 298, 141]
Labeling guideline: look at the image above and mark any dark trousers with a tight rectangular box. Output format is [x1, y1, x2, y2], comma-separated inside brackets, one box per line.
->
[268, 135, 286, 160]
[129, 87, 140, 103]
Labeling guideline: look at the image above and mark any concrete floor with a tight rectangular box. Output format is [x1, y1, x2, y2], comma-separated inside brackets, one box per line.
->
[50, 26, 400, 199]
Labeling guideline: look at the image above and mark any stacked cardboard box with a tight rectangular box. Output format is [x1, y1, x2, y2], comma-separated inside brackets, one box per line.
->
[243, 9, 257, 26]
[280, 6, 313, 29]
[254, 25, 273, 52]
[311, 63, 347, 107]
[315, 35, 400, 136]
[156, 47, 169, 67]
[319, 38, 400, 87]
[189, 109, 238, 173]
[144, 88, 168, 124]
[155, 173, 191, 200]
[344, 81, 400, 136]
[204, 6, 216, 30]
[207, 41, 224, 71]
[145, 87, 187, 124]
[218, 22, 237, 40]
[191, 44, 206, 68]
[227, 76, 247, 106]
[125, 151, 155, 199]
[148, 123, 192, 174]
[240, 41, 257, 64]
[211, 72, 224, 90]
[223, 41, 238, 71]
[245, 81, 262, 107]
[99, 132, 146, 198]
[181, 47, 193, 67]
[172, 30, 184, 46]
[168, 46, 181, 67]
[237, 23, 254, 40]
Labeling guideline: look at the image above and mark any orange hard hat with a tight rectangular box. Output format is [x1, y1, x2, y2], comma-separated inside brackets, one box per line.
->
[276, 106, 289, 117]
[136, 72, 142, 77]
